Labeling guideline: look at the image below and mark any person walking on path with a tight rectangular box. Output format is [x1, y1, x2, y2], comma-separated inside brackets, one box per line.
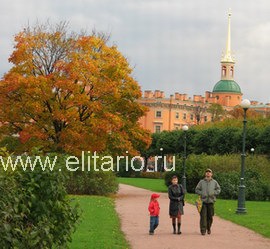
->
[168, 175, 185, 235]
[195, 168, 221, 236]
[148, 193, 160, 235]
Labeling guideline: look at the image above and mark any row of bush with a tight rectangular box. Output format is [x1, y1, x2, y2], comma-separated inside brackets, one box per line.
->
[140, 118, 270, 157]
[165, 154, 270, 201]
[64, 151, 270, 201]
[117, 153, 270, 201]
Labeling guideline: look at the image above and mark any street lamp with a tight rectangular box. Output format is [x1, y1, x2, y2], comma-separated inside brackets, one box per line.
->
[250, 148, 255, 156]
[160, 147, 164, 172]
[182, 125, 189, 192]
[236, 99, 250, 214]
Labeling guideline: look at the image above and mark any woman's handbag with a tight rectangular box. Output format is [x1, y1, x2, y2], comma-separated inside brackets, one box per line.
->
[195, 195, 202, 213]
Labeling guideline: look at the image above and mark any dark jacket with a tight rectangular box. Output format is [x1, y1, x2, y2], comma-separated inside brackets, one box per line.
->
[195, 178, 221, 203]
[168, 184, 185, 216]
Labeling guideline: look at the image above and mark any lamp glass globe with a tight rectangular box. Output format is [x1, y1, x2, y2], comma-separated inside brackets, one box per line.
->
[241, 99, 251, 109]
[182, 125, 189, 131]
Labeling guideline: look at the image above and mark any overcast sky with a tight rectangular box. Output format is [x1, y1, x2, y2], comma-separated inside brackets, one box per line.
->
[1, 0, 270, 103]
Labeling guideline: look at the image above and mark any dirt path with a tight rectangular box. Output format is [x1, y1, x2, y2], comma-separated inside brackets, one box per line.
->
[115, 184, 270, 249]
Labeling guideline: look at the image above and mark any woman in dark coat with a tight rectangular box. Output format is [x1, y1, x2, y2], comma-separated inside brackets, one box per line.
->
[168, 175, 185, 234]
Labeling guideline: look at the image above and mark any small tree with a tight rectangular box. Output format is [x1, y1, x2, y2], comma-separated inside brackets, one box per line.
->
[208, 103, 225, 122]
[228, 106, 261, 119]
[193, 104, 207, 125]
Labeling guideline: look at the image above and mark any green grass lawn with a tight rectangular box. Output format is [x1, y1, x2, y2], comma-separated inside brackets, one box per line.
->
[118, 177, 168, 192]
[118, 177, 270, 238]
[215, 199, 270, 238]
[70, 195, 130, 249]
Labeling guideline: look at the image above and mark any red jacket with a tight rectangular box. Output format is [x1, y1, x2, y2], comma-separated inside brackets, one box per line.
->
[148, 200, 160, 216]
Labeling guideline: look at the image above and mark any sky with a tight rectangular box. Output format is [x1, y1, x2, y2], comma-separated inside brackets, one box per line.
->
[1, 0, 270, 103]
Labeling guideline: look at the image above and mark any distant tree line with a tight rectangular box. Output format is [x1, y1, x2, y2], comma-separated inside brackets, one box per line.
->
[140, 117, 270, 160]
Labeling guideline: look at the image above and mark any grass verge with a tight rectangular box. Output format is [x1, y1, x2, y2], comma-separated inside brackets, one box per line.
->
[118, 177, 270, 238]
[70, 195, 130, 249]
[215, 199, 270, 238]
[117, 177, 167, 192]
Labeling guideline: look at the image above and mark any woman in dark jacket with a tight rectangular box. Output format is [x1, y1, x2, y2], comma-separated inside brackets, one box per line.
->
[168, 175, 185, 234]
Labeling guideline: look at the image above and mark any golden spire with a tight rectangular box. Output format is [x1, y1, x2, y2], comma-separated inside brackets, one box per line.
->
[221, 9, 234, 63]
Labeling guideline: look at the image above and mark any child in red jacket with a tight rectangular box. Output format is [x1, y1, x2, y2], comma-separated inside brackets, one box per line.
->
[148, 193, 160, 235]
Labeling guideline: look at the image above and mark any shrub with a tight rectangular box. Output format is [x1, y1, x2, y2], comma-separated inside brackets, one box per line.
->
[257, 126, 270, 155]
[115, 159, 143, 178]
[0, 136, 21, 152]
[66, 170, 118, 195]
[215, 169, 270, 201]
[0, 154, 79, 248]
[164, 154, 270, 200]
[214, 171, 239, 199]
[64, 154, 119, 195]
[211, 127, 241, 154]
[193, 128, 220, 154]
[140, 171, 164, 179]
[244, 170, 270, 201]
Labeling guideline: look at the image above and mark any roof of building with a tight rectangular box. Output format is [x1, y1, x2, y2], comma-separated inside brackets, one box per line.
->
[250, 104, 270, 109]
[212, 80, 241, 93]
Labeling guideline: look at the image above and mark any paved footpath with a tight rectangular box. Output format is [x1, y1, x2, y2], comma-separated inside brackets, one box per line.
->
[115, 184, 270, 249]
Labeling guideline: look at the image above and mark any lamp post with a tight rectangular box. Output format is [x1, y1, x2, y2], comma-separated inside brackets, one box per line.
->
[160, 147, 164, 172]
[182, 125, 189, 192]
[236, 99, 250, 214]
[250, 148, 255, 156]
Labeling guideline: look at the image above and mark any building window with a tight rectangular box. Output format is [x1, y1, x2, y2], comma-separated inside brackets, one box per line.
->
[156, 111, 162, 118]
[175, 112, 179, 119]
[183, 113, 187, 120]
[222, 66, 226, 77]
[204, 116, 208, 122]
[155, 125, 161, 133]
[230, 66, 234, 77]
[190, 114, 194, 120]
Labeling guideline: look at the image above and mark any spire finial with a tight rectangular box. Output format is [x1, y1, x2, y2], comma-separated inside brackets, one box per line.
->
[221, 9, 234, 63]
[228, 8, 232, 17]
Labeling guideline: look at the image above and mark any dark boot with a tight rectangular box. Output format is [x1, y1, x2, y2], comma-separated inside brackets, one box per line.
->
[172, 223, 176, 234]
[177, 223, 182, 234]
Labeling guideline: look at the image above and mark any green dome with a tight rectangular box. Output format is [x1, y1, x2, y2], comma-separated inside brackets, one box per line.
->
[213, 80, 241, 93]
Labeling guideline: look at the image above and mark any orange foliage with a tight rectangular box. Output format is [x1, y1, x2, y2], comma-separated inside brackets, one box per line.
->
[18, 130, 31, 144]
[228, 106, 261, 119]
[0, 22, 151, 156]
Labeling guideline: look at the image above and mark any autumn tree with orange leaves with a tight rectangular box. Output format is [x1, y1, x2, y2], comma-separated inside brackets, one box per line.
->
[228, 106, 261, 119]
[0, 22, 151, 155]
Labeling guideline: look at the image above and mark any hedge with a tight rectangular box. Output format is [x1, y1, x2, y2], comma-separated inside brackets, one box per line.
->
[164, 154, 270, 201]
